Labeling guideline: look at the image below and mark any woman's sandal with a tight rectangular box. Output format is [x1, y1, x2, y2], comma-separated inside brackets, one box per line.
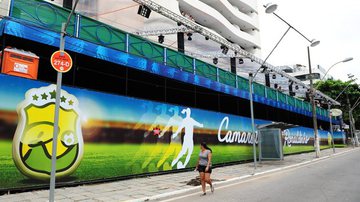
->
[200, 192, 206, 196]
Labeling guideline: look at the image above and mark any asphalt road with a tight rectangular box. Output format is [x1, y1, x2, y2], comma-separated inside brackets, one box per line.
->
[163, 150, 360, 202]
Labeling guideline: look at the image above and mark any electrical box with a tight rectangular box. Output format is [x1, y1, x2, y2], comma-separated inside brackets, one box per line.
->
[1, 47, 39, 80]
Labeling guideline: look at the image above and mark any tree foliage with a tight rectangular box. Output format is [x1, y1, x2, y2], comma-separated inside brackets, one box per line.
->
[315, 79, 360, 128]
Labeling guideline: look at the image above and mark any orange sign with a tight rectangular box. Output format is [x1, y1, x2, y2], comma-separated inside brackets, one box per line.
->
[50, 51, 73, 73]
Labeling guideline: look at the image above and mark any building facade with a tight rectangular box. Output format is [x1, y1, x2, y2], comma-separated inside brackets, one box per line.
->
[46, 0, 261, 77]
[270, 64, 333, 98]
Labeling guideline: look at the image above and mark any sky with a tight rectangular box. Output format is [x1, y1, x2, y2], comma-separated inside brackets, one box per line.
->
[258, 0, 360, 83]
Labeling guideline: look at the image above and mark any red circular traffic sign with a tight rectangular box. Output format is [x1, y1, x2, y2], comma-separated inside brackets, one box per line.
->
[50, 50, 73, 73]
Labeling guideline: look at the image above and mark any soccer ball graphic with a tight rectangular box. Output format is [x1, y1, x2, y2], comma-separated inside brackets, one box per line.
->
[177, 161, 185, 169]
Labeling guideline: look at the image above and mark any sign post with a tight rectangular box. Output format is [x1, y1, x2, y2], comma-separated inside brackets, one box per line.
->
[49, 23, 73, 202]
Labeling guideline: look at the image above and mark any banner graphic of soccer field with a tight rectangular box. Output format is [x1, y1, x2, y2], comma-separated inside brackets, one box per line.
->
[0, 74, 345, 191]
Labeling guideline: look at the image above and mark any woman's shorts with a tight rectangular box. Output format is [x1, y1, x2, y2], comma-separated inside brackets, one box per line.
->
[198, 165, 212, 173]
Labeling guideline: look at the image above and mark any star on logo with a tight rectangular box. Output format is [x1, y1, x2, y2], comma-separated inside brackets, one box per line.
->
[60, 96, 67, 103]
[68, 100, 74, 106]
[49, 90, 56, 99]
[41, 93, 48, 100]
[32, 94, 39, 101]
[33, 95, 39, 101]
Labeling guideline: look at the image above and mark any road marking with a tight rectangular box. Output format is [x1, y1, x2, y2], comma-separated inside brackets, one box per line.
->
[129, 148, 359, 202]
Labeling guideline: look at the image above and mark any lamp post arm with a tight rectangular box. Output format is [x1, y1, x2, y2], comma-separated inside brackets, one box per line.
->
[351, 96, 360, 111]
[248, 23, 292, 171]
[272, 12, 312, 43]
[334, 85, 350, 101]
[334, 79, 357, 101]
[315, 61, 345, 89]
[252, 26, 291, 80]
[320, 61, 342, 81]
[64, 0, 80, 33]
[352, 102, 360, 111]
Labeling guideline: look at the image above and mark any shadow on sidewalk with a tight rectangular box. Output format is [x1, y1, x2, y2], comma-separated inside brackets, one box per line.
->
[182, 176, 225, 186]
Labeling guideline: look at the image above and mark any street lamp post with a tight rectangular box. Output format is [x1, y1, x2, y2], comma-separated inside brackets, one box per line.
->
[248, 5, 294, 170]
[326, 77, 356, 153]
[346, 93, 355, 148]
[307, 45, 321, 158]
[328, 103, 335, 153]
[314, 61, 354, 153]
[249, 3, 320, 170]
[328, 76, 360, 148]
[327, 77, 356, 152]
[265, 3, 321, 158]
[248, 25, 291, 170]
[346, 94, 360, 147]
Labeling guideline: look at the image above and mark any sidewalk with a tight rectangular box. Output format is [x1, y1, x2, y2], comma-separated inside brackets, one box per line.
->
[0, 147, 355, 202]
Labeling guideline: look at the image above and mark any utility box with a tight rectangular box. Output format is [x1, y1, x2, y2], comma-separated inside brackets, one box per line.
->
[258, 128, 283, 161]
[1, 47, 39, 80]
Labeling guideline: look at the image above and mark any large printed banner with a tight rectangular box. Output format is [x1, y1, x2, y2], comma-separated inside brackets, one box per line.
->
[0, 74, 345, 191]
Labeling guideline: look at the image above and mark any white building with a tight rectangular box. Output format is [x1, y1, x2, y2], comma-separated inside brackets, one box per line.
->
[178, 0, 261, 55]
[271, 64, 333, 98]
[47, 0, 262, 78]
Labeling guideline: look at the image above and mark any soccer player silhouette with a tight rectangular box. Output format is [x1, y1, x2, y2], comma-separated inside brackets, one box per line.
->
[171, 108, 203, 169]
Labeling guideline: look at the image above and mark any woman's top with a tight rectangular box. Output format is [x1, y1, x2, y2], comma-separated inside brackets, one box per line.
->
[199, 149, 211, 166]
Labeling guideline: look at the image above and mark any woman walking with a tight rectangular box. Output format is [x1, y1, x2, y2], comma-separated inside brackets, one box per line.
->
[195, 142, 214, 196]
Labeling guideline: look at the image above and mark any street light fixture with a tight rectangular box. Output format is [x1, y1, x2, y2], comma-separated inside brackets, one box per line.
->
[248, 4, 294, 170]
[248, 3, 320, 170]
[348, 73, 355, 79]
[320, 57, 353, 81]
[264, 3, 278, 14]
[264, 2, 322, 158]
[310, 39, 320, 47]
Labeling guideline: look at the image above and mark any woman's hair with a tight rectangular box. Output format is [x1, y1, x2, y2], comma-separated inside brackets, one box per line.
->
[201, 142, 212, 153]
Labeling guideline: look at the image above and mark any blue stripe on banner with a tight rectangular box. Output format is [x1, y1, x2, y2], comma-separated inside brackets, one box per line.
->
[2, 19, 333, 123]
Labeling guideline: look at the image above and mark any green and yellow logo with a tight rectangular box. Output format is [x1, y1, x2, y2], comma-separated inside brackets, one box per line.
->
[12, 85, 83, 180]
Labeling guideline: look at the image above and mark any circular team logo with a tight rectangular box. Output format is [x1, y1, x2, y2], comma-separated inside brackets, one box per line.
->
[12, 85, 83, 180]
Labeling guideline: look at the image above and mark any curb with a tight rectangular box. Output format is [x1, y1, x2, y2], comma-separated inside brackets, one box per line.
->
[128, 148, 359, 202]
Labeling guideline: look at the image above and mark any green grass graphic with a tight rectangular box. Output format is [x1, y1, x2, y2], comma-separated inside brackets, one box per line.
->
[0, 140, 345, 191]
